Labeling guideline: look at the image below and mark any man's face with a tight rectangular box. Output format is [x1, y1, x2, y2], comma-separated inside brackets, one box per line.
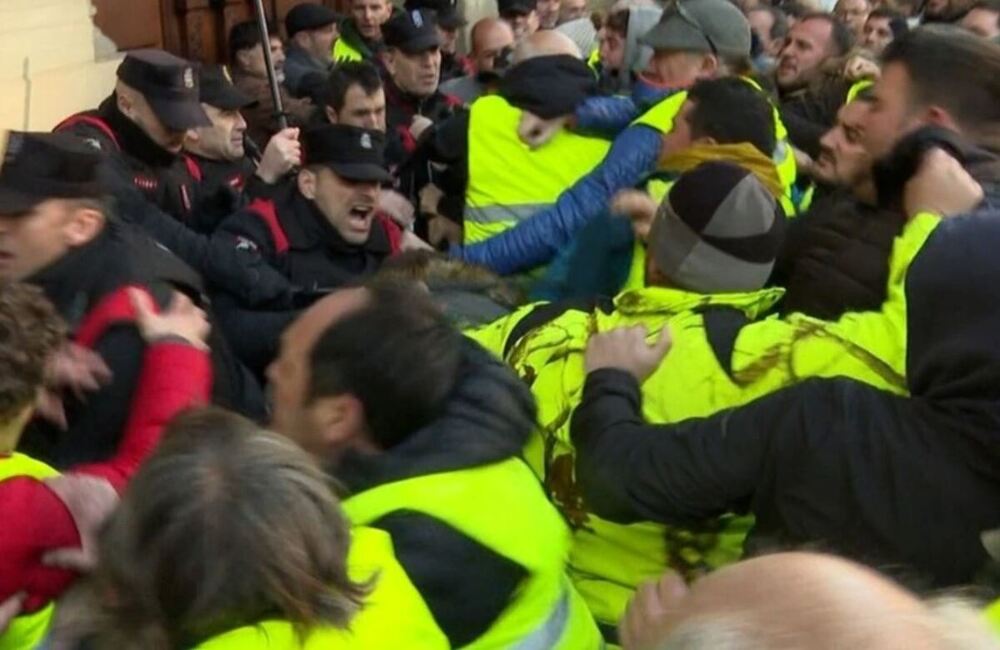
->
[503, 11, 539, 40]
[384, 48, 442, 98]
[861, 62, 922, 161]
[814, 101, 875, 197]
[472, 23, 515, 72]
[599, 26, 627, 71]
[559, 0, 587, 24]
[304, 24, 338, 62]
[268, 287, 370, 455]
[239, 37, 286, 82]
[835, 0, 870, 36]
[353, 0, 392, 40]
[960, 7, 1000, 39]
[862, 16, 895, 54]
[0, 200, 94, 281]
[776, 18, 835, 91]
[303, 167, 381, 245]
[187, 104, 247, 162]
[328, 84, 387, 130]
[644, 49, 711, 89]
[748, 10, 779, 56]
[437, 25, 459, 55]
[537, 0, 561, 29]
[660, 99, 698, 153]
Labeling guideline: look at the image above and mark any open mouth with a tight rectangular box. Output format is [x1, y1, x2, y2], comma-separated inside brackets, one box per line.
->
[347, 204, 374, 230]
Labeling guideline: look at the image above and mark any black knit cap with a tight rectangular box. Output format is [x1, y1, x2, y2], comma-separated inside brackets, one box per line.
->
[0, 132, 107, 215]
[301, 125, 392, 183]
[648, 161, 785, 293]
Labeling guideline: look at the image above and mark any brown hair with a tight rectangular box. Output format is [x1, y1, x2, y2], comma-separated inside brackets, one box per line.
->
[0, 283, 65, 423]
[92, 408, 369, 649]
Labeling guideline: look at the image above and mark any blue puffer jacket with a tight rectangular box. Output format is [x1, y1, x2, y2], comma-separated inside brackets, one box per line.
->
[453, 83, 680, 275]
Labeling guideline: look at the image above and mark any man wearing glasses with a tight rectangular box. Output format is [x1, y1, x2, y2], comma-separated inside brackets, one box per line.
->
[450, 0, 798, 276]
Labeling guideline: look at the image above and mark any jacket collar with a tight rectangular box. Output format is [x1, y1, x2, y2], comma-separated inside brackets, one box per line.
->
[280, 187, 391, 255]
[99, 94, 178, 168]
[612, 285, 786, 321]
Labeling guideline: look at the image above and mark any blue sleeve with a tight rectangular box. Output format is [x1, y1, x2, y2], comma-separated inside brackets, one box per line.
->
[573, 95, 640, 137]
[454, 125, 662, 275]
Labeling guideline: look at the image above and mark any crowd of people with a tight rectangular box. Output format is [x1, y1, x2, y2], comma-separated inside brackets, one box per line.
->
[1, 0, 1000, 646]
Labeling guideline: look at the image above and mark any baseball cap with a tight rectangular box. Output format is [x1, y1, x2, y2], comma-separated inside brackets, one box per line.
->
[117, 50, 211, 131]
[301, 125, 392, 183]
[0, 132, 107, 215]
[640, 0, 751, 59]
[383, 9, 442, 53]
[404, 0, 467, 29]
[199, 64, 258, 110]
[648, 161, 784, 294]
[498, 0, 537, 16]
[285, 3, 341, 38]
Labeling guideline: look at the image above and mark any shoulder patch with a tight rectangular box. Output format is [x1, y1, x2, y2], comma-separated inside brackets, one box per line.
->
[235, 236, 260, 253]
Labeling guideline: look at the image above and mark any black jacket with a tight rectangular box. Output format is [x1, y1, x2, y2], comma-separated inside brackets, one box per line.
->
[573, 207, 1000, 588]
[56, 96, 294, 308]
[214, 185, 397, 373]
[183, 154, 270, 234]
[332, 342, 536, 647]
[21, 221, 266, 468]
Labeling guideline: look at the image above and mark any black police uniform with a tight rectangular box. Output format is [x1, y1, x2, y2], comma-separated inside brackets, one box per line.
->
[214, 125, 399, 374]
[54, 50, 293, 308]
[0, 132, 266, 468]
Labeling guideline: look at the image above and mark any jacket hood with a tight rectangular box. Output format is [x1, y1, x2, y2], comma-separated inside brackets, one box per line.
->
[498, 55, 596, 119]
[906, 209, 1000, 403]
[333, 340, 536, 493]
[555, 17, 598, 61]
[610, 7, 663, 94]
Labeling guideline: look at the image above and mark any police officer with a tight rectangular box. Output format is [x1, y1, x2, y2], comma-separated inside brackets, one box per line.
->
[183, 64, 302, 234]
[55, 49, 293, 308]
[0, 131, 265, 466]
[215, 125, 402, 372]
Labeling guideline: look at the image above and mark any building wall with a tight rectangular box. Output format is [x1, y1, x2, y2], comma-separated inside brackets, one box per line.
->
[0, 0, 121, 141]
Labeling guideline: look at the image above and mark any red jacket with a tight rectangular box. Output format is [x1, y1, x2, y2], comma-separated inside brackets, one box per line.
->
[0, 341, 211, 613]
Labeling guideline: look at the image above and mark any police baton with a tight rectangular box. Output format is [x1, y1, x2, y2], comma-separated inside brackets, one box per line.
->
[251, 0, 289, 131]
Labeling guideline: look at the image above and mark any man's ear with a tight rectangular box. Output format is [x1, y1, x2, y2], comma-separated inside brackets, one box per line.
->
[236, 49, 253, 71]
[699, 53, 720, 77]
[924, 105, 961, 134]
[64, 206, 104, 247]
[381, 50, 397, 77]
[692, 135, 717, 147]
[308, 394, 367, 451]
[324, 105, 339, 124]
[298, 168, 318, 199]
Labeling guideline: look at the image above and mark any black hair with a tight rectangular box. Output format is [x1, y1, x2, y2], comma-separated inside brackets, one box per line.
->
[324, 61, 383, 111]
[228, 20, 279, 64]
[686, 77, 777, 157]
[307, 282, 462, 450]
[882, 27, 1000, 145]
[799, 12, 855, 55]
[867, 7, 910, 39]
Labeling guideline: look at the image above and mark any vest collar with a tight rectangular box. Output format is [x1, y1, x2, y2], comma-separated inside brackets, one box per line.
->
[612, 285, 785, 321]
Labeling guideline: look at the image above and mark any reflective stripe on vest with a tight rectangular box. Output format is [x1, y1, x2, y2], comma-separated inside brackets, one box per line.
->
[0, 454, 60, 650]
[631, 79, 798, 214]
[193, 527, 449, 649]
[465, 95, 611, 248]
[343, 458, 603, 650]
[333, 38, 364, 62]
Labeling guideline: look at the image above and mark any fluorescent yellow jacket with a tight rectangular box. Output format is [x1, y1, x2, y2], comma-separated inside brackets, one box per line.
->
[465, 95, 611, 248]
[332, 38, 364, 63]
[0, 454, 60, 650]
[466, 212, 941, 633]
[193, 527, 448, 650]
[343, 458, 603, 650]
[632, 77, 799, 216]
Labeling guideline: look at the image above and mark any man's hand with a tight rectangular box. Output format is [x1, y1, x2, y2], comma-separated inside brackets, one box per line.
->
[411, 115, 435, 141]
[904, 148, 984, 220]
[518, 112, 568, 150]
[419, 183, 445, 217]
[401, 230, 434, 252]
[378, 190, 416, 229]
[256, 128, 301, 184]
[843, 55, 880, 81]
[0, 592, 25, 635]
[42, 475, 119, 573]
[620, 573, 690, 650]
[585, 325, 672, 382]
[129, 289, 210, 350]
[611, 190, 659, 242]
[429, 216, 463, 248]
[37, 344, 113, 430]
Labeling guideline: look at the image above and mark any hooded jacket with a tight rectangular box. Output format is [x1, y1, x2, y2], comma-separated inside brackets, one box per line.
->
[331, 341, 545, 647]
[598, 7, 663, 96]
[572, 206, 1000, 589]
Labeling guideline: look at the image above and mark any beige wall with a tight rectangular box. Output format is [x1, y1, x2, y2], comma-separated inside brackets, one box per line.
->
[0, 0, 121, 143]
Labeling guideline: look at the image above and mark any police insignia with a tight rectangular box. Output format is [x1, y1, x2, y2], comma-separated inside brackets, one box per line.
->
[183, 67, 195, 89]
[360, 133, 373, 149]
[235, 237, 259, 253]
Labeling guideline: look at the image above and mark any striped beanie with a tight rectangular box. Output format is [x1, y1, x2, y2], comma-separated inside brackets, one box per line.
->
[648, 161, 785, 294]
